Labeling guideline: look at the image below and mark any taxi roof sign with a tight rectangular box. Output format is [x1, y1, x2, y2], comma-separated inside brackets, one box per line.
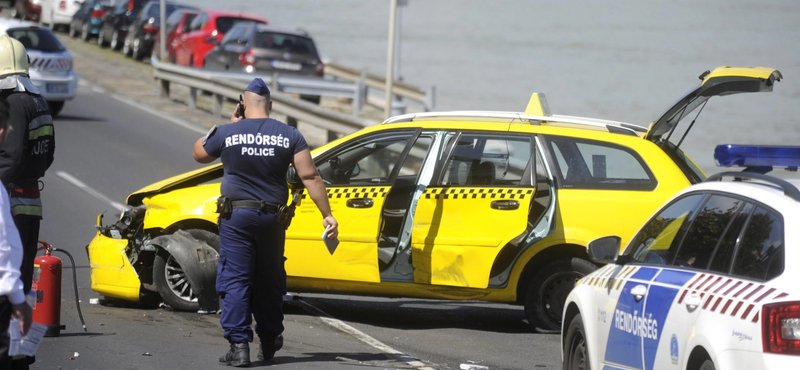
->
[524, 93, 551, 117]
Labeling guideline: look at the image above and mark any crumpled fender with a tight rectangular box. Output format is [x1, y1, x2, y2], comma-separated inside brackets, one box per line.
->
[150, 230, 219, 311]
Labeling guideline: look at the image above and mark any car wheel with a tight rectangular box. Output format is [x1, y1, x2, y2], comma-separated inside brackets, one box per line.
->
[524, 257, 597, 331]
[10, 8, 19, 19]
[698, 360, 715, 370]
[188, 55, 194, 67]
[97, 28, 107, 47]
[153, 249, 201, 311]
[47, 101, 64, 117]
[122, 36, 131, 56]
[81, 23, 91, 41]
[563, 313, 590, 370]
[132, 38, 142, 61]
[111, 30, 121, 50]
[69, 23, 78, 38]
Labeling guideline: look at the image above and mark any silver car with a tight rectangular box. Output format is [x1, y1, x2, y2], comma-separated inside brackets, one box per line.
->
[0, 18, 78, 116]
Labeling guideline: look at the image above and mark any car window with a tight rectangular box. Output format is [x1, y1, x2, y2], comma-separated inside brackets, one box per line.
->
[182, 13, 197, 32]
[7, 28, 65, 52]
[396, 136, 432, 177]
[439, 134, 532, 186]
[142, 3, 180, 19]
[629, 194, 705, 265]
[672, 195, 744, 269]
[547, 136, 656, 191]
[165, 9, 183, 30]
[216, 17, 265, 34]
[254, 32, 318, 56]
[220, 25, 244, 45]
[316, 131, 416, 186]
[707, 202, 754, 274]
[731, 206, 784, 281]
[189, 13, 208, 31]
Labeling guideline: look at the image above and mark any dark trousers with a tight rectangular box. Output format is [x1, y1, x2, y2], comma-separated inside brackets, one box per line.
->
[217, 208, 286, 344]
[0, 296, 12, 369]
[12, 216, 39, 294]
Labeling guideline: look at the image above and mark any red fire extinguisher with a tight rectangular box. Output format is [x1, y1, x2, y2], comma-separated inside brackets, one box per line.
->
[32, 241, 63, 337]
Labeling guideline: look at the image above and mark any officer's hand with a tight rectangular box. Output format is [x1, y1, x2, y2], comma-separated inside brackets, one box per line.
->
[11, 301, 32, 336]
[231, 104, 244, 123]
[323, 216, 338, 239]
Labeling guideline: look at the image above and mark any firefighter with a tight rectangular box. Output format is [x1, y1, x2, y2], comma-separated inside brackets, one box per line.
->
[0, 34, 54, 369]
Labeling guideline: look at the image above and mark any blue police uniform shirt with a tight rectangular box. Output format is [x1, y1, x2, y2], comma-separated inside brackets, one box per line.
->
[203, 118, 308, 205]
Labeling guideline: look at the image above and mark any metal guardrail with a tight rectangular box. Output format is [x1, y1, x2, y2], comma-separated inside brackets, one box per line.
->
[152, 61, 376, 138]
[325, 62, 436, 111]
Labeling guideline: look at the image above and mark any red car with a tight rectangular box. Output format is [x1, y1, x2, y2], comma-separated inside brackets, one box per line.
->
[152, 7, 199, 63]
[11, 0, 42, 21]
[173, 10, 267, 68]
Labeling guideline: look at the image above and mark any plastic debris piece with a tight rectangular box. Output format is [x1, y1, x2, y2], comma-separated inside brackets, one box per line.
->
[89, 298, 99, 304]
[73, 352, 80, 358]
[460, 364, 489, 370]
[142, 352, 152, 356]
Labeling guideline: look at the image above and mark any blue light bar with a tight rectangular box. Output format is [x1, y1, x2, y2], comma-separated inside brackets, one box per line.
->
[715, 145, 800, 168]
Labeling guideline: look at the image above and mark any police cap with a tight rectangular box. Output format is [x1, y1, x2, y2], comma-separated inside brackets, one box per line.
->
[245, 78, 270, 96]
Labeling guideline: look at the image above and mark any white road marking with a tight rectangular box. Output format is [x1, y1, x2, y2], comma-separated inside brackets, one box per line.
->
[296, 299, 435, 370]
[55, 171, 129, 212]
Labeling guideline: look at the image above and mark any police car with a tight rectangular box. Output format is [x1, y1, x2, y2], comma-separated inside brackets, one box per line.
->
[562, 145, 800, 370]
[0, 17, 78, 116]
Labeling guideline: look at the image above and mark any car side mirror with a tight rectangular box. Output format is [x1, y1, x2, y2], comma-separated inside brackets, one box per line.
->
[350, 163, 360, 177]
[286, 165, 302, 188]
[587, 236, 623, 264]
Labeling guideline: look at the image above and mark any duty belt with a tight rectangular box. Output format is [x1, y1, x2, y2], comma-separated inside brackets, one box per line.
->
[230, 200, 280, 213]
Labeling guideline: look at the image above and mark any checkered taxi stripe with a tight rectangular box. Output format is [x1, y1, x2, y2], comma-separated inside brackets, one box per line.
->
[582, 266, 790, 324]
[297, 187, 390, 200]
[423, 188, 533, 200]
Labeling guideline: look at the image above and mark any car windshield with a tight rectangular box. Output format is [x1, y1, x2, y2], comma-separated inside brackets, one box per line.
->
[143, 3, 182, 18]
[7, 28, 65, 52]
[216, 17, 264, 34]
[254, 32, 318, 56]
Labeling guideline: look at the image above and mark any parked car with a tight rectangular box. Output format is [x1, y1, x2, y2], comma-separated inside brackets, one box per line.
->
[121, 1, 196, 61]
[10, 0, 42, 21]
[204, 23, 324, 77]
[0, 18, 79, 116]
[86, 66, 780, 331]
[96, 0, 146, 50]
[68, 0, 112, 41]
[562, 145, 800, 370]
[39, 0, 84, 32]
[173, 10, 267, 68]
[150, 6, 197, 62]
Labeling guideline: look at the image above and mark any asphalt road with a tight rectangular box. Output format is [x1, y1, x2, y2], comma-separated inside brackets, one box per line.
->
[30, 77, 562, 369]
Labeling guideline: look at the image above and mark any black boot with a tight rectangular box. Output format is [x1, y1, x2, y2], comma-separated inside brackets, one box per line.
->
[219, 342, 250, 367]
[257, 334, 283, 361]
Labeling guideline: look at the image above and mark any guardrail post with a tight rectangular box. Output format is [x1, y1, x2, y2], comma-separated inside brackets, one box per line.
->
[271, 72, 279, 92]
[425, 85, 436, 112]
[189, 87, 198, 110]
[352, 71, 366, 116]
[159, 79, 170, 99]
[213, 93, 223, 118]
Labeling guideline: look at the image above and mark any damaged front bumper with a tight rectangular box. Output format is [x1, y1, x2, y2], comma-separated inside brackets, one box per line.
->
[87, 215, 142, 301]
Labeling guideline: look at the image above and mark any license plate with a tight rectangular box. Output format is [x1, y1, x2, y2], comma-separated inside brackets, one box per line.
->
[46, 83, 68, 93]
[270, 60, 302, 71]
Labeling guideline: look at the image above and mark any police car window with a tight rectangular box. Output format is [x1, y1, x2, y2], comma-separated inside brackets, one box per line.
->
[629, 194, 704, 265]
[8, 29, 65, 52]
[673, 195, 744, 269]
[708, 202, 754, 274]
[731, 207, 784, 281]
[439, 134, 531, 186]
[316, 131, 415, 186]
[547, 137, 656, 191]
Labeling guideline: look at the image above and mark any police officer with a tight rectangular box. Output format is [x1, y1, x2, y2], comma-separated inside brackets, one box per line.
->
[193, 78, 338, 367]
[0, 35, 54, 370]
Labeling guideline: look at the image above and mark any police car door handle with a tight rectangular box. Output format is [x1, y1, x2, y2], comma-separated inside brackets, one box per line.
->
[684, 294, 703, 308]
[346, 198, 374, 208]
[491, 200, 520, 210]
[631, 284, 647, 301]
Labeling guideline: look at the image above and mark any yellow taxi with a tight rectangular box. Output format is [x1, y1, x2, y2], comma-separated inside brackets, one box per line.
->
[87, 66, 781, 331]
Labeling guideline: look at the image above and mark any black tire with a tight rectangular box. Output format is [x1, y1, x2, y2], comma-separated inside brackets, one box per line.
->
[131, 38, 143, 61]
[48, 101, 64, 117]
[122, 36, 132, 57]
[188, 55, 194, 68]
[69, 22, 78, 38]
[10, 8, 19, 19]
[153, 229, 219, 311]
[97, 28, 107, 47]
[563, 313, 590, 370]
[698, 359, 715, 370]
[81, 23, 92, 41]
[525, 257, 597, 331]
[110, 30, 121, 50]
